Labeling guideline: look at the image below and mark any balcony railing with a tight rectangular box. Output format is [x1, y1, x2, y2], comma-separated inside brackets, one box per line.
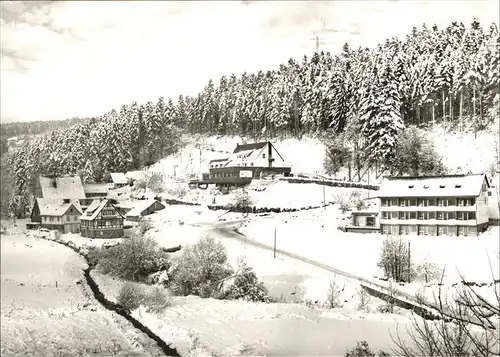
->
[379, 218, 477, 226]
[381, 205, 476, 212]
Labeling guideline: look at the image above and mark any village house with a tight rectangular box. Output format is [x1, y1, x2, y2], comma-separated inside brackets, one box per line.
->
[208, 141, 292, 180]
[124, 199, 166, 222]
[80, 199, 125, 238]
[377, 173, 493, 236]
[28, 175, 87, 230]
[29, 198, 82, 233]
[108, 172, 128, 189]
[35, 175, 87, 203]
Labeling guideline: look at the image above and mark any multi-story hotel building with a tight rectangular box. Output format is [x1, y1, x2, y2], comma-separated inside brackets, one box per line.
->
[378, 174, 491, 236]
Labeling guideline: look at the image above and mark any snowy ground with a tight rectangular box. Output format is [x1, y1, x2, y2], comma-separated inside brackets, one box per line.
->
[93, 271, 413, 357]
[238, 207, 500, 307]
[0, 232, 163, 356]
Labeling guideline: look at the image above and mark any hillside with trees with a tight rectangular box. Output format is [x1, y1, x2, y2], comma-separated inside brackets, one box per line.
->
[1, 18, 499, 217]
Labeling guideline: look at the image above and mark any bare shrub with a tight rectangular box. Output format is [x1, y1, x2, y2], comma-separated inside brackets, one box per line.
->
[170, 236, 233, 298]
[142, 287, 171, 314]
[165, 183, 188, 199]
[333, 193, 351, 213]
[357, 287, 371, 312]
[228, 188, 252, 211]
[325, 275, 344, 308]
[97, 235, 169, 282]
[377, 235, 412, 282]
[223, 256, 271, 302]
[139, 219, 153, 234]
[414, 262, 445, 284]
[117, 282, 144, 311]
[345, 341, 390, 357]
[392, 260, 500, 357]
[376, 280, 399, 314]
[135, 172, 164, 194]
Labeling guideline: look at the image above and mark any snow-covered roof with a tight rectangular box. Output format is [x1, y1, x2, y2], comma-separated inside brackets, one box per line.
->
[83, 183, 109, 195]
[233, 142, 268, 154]
[352, 209, 379, 215]
[39, 176, 86, 200]
[125, 199, 165, 218]
[110, 173, 128, 185]
[36, 198, 82, 216]
[377, 174, 488, 198]
[209, 157, 229, 164]
[80, 199, 124, 221]
[125, 171, 144, 181]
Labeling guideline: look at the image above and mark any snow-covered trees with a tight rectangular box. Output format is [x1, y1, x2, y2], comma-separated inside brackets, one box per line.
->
[2, 18, 499, 205]
[392, 126, 447, 176]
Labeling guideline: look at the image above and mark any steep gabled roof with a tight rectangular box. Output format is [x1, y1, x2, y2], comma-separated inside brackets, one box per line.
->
[80, 199, 125, 221]
[378, 174, 489, 198]
[233, 141, 268, 154]
[209, 157, 229, 164]
[36, 198, 82, 216]
[110, 173, 128, 185]
[125, 199, 166, 218]
[39, 176, 86, 200]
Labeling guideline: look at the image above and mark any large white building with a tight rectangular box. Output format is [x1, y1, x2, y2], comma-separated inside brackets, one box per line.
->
[377, 173, 495, 236]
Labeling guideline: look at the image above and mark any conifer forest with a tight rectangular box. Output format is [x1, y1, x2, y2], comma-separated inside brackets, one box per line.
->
[1, 19, 499, 216]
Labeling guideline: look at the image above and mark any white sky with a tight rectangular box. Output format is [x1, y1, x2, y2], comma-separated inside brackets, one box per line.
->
[1, 0, 499, 123]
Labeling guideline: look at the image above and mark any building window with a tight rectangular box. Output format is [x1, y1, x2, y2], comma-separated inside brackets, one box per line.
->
[438, 226, 448, 235]
[382, 225, 389, 234]
[399, 225, 410, 235]
[50, 217, 54, 222]
[457, 211, 475, 220]
[263, 154, 266, 159]
[418, 212, 436, 220]
[366, 217, 375, 227]
[74, 216, 78, 221]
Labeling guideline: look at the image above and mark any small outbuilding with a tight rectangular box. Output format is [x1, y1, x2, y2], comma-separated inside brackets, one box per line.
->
[125, 199, 166, 222]
[345, 209, 380, 234]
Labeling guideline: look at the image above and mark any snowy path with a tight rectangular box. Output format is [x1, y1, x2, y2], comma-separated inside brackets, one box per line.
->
[1, 233, 164, 356]
[209, 222, 447, 320]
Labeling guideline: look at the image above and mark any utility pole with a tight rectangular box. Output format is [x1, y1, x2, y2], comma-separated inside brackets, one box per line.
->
[323, 184, 326, 209]
[273, 228, 277, 259]
[310, 35, 324, 53]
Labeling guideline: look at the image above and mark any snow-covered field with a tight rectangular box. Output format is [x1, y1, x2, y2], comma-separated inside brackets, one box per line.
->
[238, 207, 500, 306]
[94, 271, 413, 357]
[0, 232, 163, 356]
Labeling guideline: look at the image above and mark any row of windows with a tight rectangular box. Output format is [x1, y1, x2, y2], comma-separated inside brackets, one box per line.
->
[381, 198, 476, 207]
[101, 208, 117, 216]
[381, 211, 476, 220]
[81, 219, 123, 228]
[382, 224, 476, 236]
[211, 172, 243, 179]
[43, 215, 78, 222]
[210, 162, 255, 169]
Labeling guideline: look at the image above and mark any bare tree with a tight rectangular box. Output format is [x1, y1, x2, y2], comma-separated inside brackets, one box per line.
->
[377, 235, 412, 283]
[392, 256, 500, 356]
